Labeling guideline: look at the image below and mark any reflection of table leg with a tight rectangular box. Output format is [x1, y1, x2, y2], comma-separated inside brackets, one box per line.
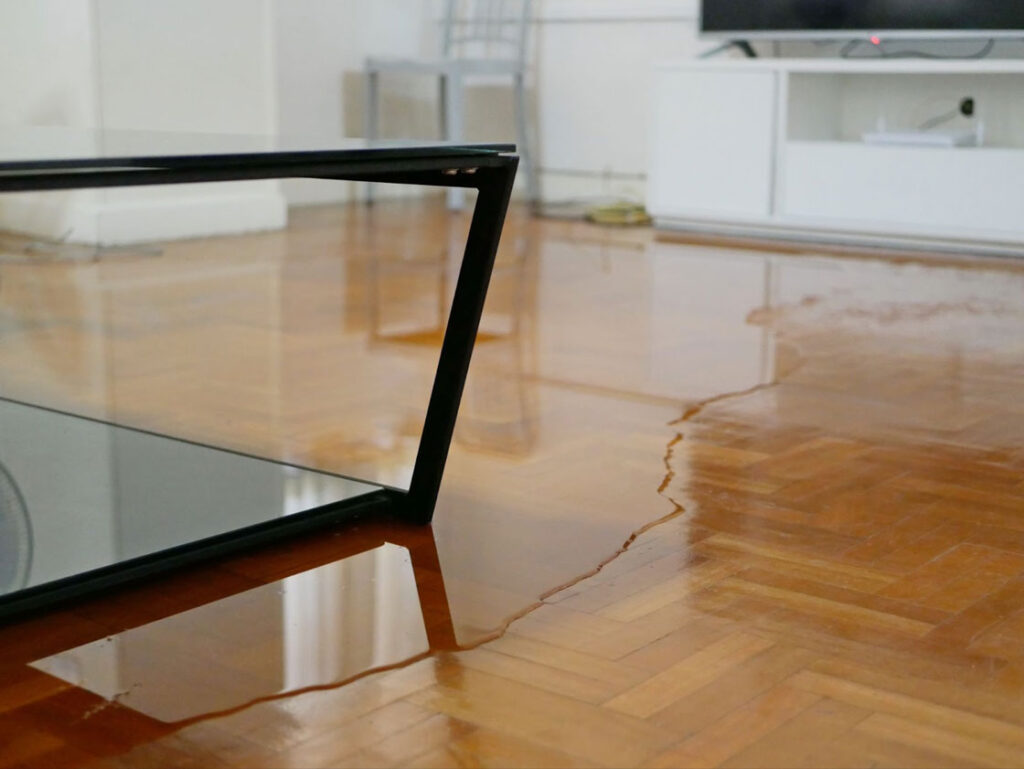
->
[408, 525, 458, 651]
[250, 512, 459, 652]
[245, 510, 459, 652]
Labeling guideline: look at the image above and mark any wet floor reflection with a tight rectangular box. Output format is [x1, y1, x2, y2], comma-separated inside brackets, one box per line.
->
[7, 200, 1024, 758]
[368, 221, 540, 459]
[31, 544, 433, 723]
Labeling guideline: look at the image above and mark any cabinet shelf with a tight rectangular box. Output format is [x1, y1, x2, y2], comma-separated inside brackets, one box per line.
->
[648, 58, 1024, 253]
[781, 141, 1024, 238]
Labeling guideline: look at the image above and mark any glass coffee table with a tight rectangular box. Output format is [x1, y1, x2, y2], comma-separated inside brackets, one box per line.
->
[0, 126, 517, 619]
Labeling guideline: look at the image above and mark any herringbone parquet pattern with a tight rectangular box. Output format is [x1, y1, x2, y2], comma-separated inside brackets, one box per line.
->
[2, 201, 1024, 767]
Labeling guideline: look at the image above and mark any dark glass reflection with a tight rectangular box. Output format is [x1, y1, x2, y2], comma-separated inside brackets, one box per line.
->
[0, 398, 379, 600]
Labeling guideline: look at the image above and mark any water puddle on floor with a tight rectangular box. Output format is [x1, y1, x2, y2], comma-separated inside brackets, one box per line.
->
[17, 213, 1024, 748]
[31, 544, 431, 724]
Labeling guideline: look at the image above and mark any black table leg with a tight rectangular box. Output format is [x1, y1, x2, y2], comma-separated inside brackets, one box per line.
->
[401, 162, 518, 523]
[0, 151, 518, 619]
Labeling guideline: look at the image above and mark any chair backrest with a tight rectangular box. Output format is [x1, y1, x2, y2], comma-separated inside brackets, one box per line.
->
[441, 0, 532, 63]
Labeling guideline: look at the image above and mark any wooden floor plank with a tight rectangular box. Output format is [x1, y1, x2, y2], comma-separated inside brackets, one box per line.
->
[604, 632, 775, 718]
[408, 667, 676, 768]
[644, 684, 820, 768]
[856, 713, 1024, 769]
[647, 644, 818, 736]
[788, 670, 1024, 749]
[717, 697, 871, 768]
[484, 633, 649, 690]
[3, 200, 1024, 767]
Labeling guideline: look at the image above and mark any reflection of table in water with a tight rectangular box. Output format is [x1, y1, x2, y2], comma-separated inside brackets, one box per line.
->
[32, 541, 454, 724]
[368, 219, 539, 458]
[0, 127, 517, 618]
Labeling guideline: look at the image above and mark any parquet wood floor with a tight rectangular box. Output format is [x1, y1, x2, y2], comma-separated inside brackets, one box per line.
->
[2, 198, 1024, 767]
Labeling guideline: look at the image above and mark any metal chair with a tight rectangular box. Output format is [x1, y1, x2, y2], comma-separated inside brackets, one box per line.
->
[364, 0, 537, 209]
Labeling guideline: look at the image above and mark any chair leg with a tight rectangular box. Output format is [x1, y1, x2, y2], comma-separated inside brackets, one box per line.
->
[514, 72, 539, 205]
[443, 72, 466, 210]
[438, 75, 449, 142]
[364, 69, 380, 205]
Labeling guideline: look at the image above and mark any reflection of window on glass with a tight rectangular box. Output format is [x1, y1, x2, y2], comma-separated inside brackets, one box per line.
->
[0, 461, 32, 594]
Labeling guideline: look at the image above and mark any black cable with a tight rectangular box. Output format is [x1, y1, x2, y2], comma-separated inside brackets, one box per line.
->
[841, 38, 996, 60]
[734, 40, 757, 58]
[918, 108, 959, 131]
[916, 97, 976, 134]
[884, 39, 995, 59]
[839, 39, 868, 58]
[918, 98, 975, 131]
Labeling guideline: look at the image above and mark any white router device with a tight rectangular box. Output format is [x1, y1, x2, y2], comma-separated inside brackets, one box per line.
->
[863, 117, 984, 148]
[862, 130, 978, 147]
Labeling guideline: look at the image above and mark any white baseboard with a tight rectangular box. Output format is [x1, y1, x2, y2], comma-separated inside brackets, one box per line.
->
[538, 170, 647, 207]
[0, 191, 96, 245]
[0, 182, 287, 246]
[653, 217, 1024, 259]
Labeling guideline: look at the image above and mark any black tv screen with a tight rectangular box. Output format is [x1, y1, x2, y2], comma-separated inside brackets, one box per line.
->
[701, 0, 1024, 38]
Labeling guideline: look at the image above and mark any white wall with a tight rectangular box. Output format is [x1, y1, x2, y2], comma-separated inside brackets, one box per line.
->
[90, 0, 285, 244]
[272, 0, 439, 205]
[10, 2, 1014, 219]
[269, 0, 1024, 209]
[0, 0, 99, 127]
[536, 0, 701, 204]
[271, 0, 702, 207]
[0, 0, 286, 245]
[0, 0, 103, 238]
[0, 0, 703, 217]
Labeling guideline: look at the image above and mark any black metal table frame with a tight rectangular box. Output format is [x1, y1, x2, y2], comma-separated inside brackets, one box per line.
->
[0, 144, 517, 617]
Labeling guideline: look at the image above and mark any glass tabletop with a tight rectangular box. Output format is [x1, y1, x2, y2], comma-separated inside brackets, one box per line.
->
[0, 124, 518, 615]
[0, 125, 515, 172]
[0, 397, 381, 602]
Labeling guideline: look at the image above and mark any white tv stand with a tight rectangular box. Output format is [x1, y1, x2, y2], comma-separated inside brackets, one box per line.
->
[647, 58, 1024, 255]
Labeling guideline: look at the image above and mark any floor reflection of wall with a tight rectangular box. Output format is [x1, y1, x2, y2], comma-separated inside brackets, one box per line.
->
[366, 231, 781, 465]
[0, 252, 111, 416]
[32, 544, 429, 723]
[367, 220, 540, 459]
[649, 246, 776, 399]
[283, 544, 429, 691]
[536, 241, 777, 403]
[32, 577, 287, 723]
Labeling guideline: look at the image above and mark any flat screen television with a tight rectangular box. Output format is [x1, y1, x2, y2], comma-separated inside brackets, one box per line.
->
[701, 1, 1024, 40]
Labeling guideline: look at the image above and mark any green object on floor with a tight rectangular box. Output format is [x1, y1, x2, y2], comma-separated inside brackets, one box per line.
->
[585, 202, 652, 226]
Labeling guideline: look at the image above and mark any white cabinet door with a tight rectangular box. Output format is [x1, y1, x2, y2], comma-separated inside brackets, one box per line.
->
[647, 69, 776, 220]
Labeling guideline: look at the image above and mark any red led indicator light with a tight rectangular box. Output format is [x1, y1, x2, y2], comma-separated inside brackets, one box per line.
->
[870, 35, 881, 45]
